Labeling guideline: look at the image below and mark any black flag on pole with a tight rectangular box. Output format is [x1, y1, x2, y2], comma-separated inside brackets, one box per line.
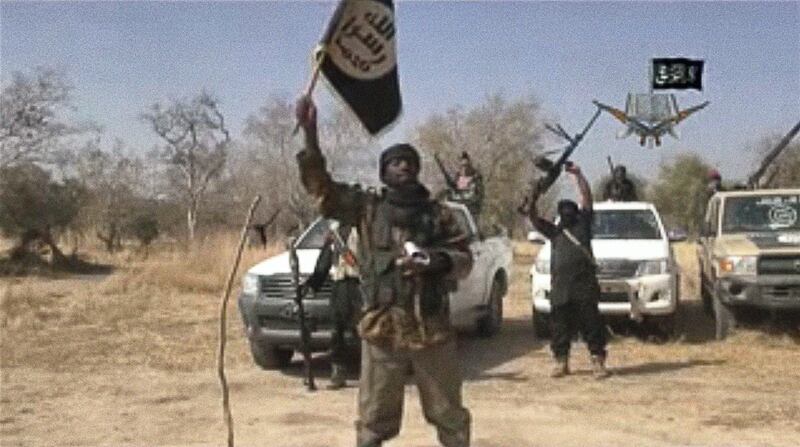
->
[652, 58, 704, 90]
[317, 0, 401, 135]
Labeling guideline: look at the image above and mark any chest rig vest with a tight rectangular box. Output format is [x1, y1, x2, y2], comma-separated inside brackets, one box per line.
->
[356, 191, 455, 350]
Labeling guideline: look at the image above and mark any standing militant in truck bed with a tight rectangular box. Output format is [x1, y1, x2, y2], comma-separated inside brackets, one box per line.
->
[434, 151, 484, 217]
[603, 157, 638, 202]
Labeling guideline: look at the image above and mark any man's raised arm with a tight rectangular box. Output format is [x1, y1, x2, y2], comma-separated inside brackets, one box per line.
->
[295, 96, 364, 226]
[527, 189, 558, 239]
[567, 164, 593, 211]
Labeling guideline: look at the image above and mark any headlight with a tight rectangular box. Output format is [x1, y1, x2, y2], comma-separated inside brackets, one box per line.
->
[637, 259, 668, 276]
[718, 256, 756, 275]
[535, 258, 550, 274]
[242, 273, 259, 296]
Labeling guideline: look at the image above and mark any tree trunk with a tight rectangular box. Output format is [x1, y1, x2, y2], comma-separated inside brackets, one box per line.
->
[40, 231, 68, 267]
[10, 230, 38, 261]
[187, 202, 197, 242]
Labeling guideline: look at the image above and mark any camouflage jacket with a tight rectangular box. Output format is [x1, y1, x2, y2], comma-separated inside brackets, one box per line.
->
[297, 148, 473, 351]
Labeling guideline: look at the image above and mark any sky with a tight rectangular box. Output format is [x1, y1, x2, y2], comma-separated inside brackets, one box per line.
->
[1, 1, 799, 184]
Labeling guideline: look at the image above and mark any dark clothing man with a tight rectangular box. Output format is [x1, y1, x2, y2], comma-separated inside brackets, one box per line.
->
[528, 165, 609, 379]
[296, 97, 473, 447]
[306, 225, 361, 389]
[603, 165, 638, 201]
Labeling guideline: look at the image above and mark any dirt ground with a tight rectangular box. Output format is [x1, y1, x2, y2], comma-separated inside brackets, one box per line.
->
[2, 242, 800, 447]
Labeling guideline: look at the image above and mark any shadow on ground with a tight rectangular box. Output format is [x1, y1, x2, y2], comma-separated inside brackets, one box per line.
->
[0, 253, 114, 277]
[677, 298, 800, 344]
[459, 317, 544, 382]
[610, 359, 725, 377]
[276, 316, 545, 384]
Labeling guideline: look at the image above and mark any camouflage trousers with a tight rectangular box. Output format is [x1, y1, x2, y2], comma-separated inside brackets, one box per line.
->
[356, 340, 471, 447]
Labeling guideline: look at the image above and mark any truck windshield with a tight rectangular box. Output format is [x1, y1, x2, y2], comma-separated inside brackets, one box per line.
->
[722, 195, 800, 233]
[295, 218, 332, 249]
[593, 210, 662, 240]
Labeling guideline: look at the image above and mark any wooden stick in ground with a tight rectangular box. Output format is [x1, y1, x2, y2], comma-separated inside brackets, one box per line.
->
[217, 195, 262, 447]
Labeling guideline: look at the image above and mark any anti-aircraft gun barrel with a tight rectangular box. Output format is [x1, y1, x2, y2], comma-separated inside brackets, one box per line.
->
[747, 119, 800, 188]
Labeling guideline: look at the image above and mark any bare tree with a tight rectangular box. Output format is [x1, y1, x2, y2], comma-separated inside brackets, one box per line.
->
[413, 93, 548, 234]
[238, 95, 374, 232]
[141, 91, 230, 241]
[0, 67, 90, 168]
[73, 139, 144, 252]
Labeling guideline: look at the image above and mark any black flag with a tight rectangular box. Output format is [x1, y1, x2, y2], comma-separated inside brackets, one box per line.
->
[652, 58, 704, 90]
[317, 0, 401, 135]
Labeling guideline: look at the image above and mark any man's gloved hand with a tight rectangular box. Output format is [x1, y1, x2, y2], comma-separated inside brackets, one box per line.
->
[295, 95, 318, 132]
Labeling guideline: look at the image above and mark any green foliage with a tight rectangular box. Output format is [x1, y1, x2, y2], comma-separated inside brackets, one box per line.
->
[0, 163, 86, 253]
[650, 153, 712, 235]
[128, 215, 159, 248]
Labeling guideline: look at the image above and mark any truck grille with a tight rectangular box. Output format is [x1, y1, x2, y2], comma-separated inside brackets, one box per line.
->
[762, 285, 800, 301]
[596, 259, 639, 279]
[757, 256, 800, 275]
[599, 292, 631, 303]
[260, 274, 333, 300]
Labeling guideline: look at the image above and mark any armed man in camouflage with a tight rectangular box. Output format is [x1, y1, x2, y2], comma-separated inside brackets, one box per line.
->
[305, 224, 361, 390]
[295, 96, 473, 447]
[452, 152, 484, 217]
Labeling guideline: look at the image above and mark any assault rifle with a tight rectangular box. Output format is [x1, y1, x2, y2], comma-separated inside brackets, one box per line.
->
[433, 152, 458, 192]
[518, 106, 602, 215]
[288, 238, 316, 391]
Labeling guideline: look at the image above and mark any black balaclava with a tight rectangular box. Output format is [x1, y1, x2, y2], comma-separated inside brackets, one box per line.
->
[557, 199, 579, 228]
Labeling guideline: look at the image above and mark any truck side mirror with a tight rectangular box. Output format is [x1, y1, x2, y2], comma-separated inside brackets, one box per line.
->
[667, 228, 688, 243]
[528, 231, 546, 245]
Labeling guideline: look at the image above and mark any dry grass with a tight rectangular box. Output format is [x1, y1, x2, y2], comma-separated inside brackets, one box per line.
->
[1, 239, 797, 377]
[0, 232, 283, 373]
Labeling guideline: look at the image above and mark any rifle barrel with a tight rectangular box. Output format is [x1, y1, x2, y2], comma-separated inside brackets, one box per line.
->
[289, 244, 316, 391]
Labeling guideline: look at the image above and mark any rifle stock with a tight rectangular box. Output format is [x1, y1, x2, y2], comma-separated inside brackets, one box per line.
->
[289, 240, 316, 391]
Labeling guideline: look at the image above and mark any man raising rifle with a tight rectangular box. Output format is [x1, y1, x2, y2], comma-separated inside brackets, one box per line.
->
[528, 163, 611, 380]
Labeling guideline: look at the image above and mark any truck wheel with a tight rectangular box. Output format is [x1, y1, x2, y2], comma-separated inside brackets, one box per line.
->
[713, 294, 736, 340]
[650, 314, 677, 341]
[532, 311, 551, 339]
[249, 339, 293, 370]
[476, 278, 504, 337]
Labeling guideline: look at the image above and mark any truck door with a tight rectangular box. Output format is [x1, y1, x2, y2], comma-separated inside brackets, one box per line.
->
[700, 197, 720, 282]
[449, 207, 487, 327]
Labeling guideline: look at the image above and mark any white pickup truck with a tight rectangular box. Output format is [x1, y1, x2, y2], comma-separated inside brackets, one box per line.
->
[238, 202, 513, 369]
[529, 201, 683, 337]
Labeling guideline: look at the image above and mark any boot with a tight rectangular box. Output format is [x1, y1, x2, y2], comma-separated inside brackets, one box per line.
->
[550, 356, 569, 378]
[591, 355, 611, 380]
[327, 363, 347, 390]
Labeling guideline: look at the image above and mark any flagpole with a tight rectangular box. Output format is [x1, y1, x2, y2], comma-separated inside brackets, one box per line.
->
[292, 49, 326, 136]
[293, 0, 348, 136]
